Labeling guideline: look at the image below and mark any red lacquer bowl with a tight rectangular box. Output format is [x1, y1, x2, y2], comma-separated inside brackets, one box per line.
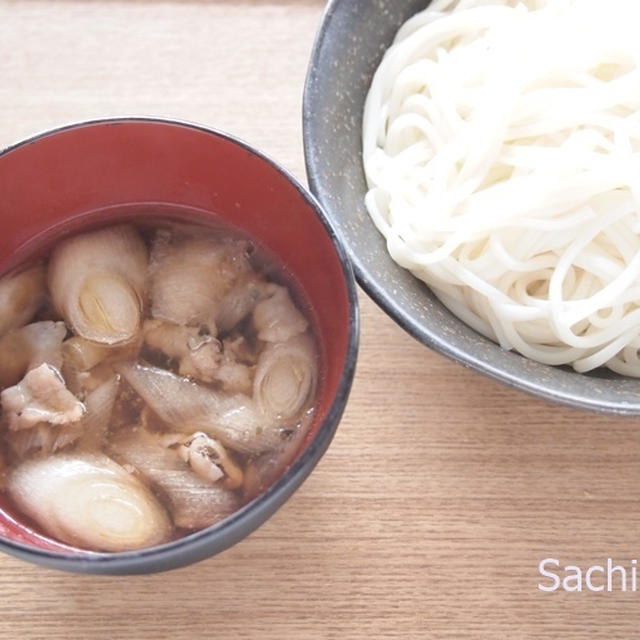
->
[0, 118, 359, 574]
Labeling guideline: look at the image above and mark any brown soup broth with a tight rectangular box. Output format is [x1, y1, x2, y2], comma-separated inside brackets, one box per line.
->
[0, 215, 319, 552]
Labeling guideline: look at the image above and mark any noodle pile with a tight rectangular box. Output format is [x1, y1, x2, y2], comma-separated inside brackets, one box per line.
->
[363, 0, 640, 375]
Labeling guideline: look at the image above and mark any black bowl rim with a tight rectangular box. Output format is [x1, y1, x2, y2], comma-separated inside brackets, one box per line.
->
[0, 116, 360, 573]
[302, 0, 640, 416]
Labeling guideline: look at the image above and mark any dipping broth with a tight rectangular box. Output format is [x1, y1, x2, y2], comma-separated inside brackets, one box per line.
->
[0, 220, 318, 552]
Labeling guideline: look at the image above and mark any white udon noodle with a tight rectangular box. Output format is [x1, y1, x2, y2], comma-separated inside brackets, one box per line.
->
[363, 0, 640, 375]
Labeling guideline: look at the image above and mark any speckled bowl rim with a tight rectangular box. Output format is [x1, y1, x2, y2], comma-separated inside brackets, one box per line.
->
[303, 0, 640, 416]
[0, 116, 360, 574]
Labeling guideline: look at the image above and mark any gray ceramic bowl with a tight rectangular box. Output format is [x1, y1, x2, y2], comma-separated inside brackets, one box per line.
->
[303, 0, 640, 415]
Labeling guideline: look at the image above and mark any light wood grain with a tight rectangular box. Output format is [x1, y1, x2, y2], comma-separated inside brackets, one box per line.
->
[1, 1, 640, 638]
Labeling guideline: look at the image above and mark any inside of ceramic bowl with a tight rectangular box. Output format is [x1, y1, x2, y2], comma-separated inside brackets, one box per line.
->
[304, 0, 640, 413]
[0, 119, 353, 551]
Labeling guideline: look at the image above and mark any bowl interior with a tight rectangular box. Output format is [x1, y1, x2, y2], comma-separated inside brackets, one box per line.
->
[0, 119, 356, 561]
[303, 0, 640, 414]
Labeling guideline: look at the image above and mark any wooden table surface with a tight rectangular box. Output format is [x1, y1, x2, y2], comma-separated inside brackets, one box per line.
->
[1, 1, 640, 638]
